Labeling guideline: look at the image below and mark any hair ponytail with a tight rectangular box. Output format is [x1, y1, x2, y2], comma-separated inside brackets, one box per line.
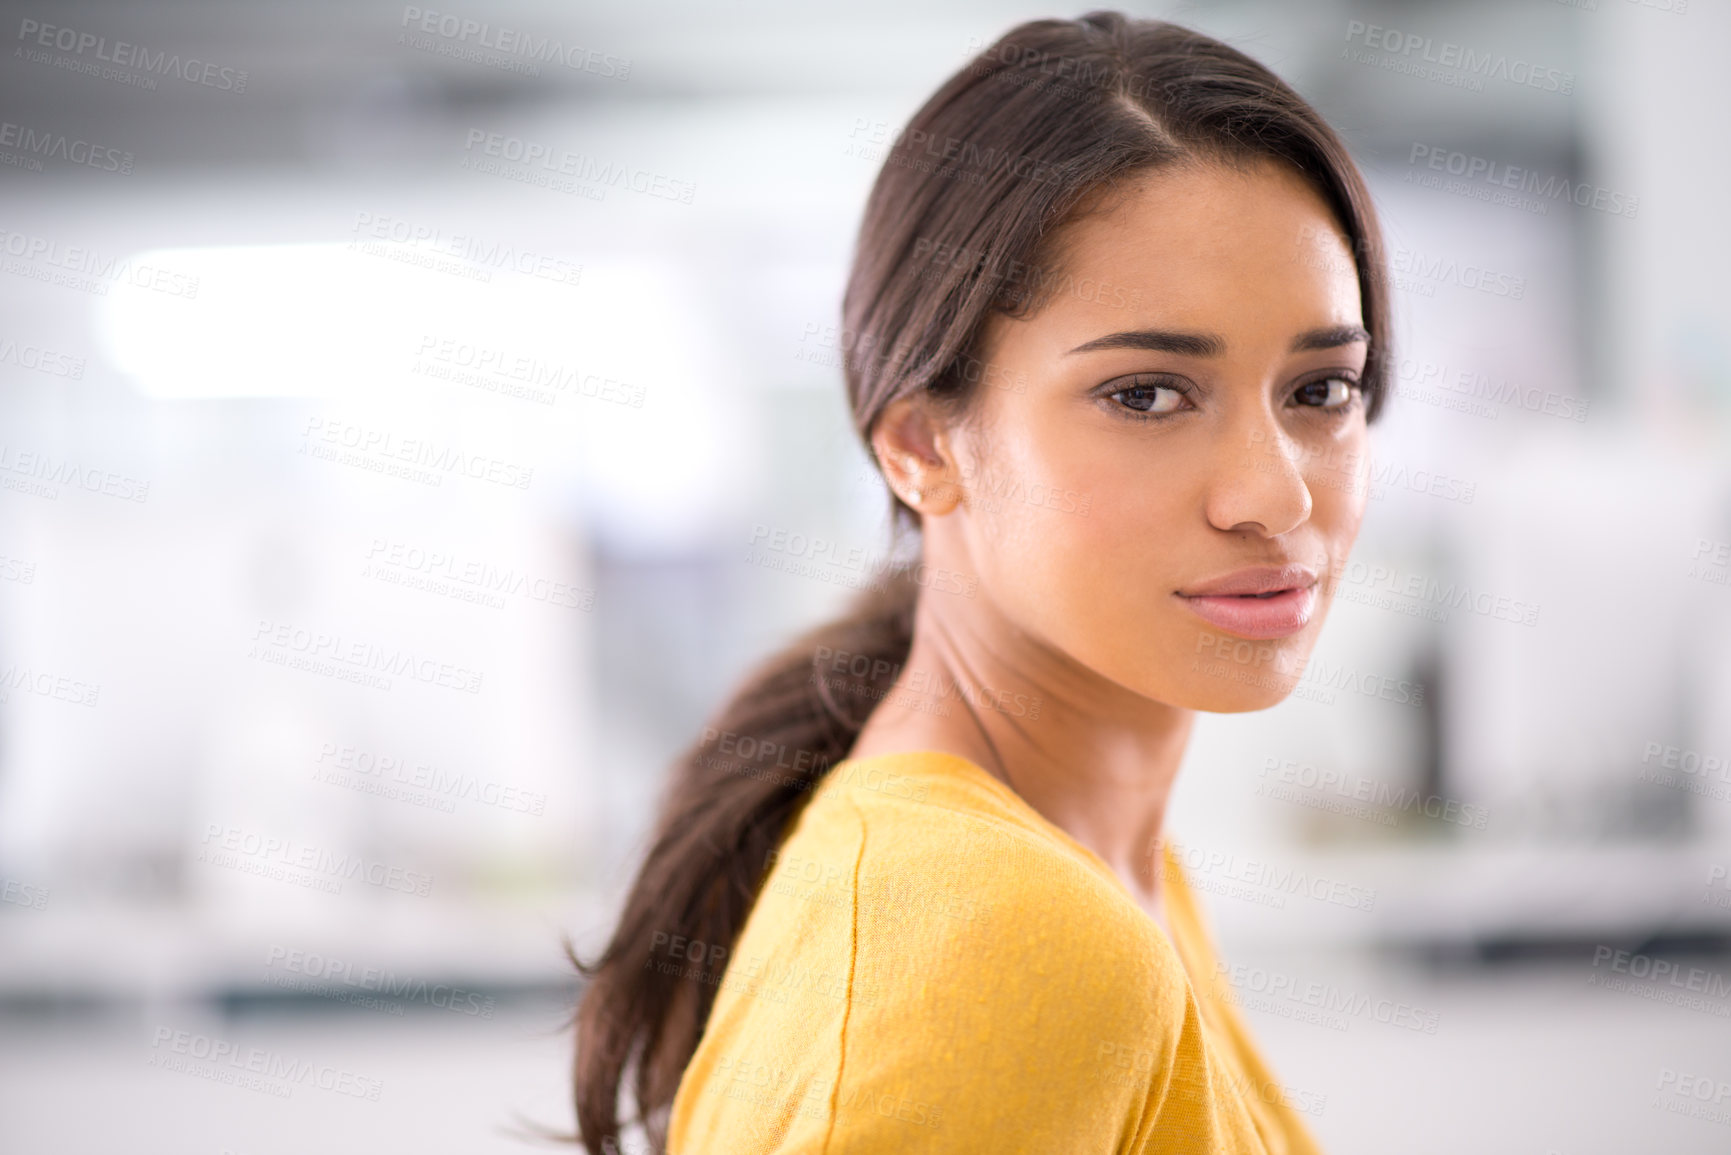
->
[571, 566, 919, 1151]
[572, 11, 1391, 1152]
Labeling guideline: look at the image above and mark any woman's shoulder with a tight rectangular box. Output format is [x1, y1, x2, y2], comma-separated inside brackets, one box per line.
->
[794, 749, 1186, 999]
[675, 751, 1216, 1152]
[755, 751, 1201, 1148]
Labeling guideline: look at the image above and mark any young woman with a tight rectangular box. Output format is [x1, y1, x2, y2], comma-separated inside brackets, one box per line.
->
[574, 12, 1390, 1153]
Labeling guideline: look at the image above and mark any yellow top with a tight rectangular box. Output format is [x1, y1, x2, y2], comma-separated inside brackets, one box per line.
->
[666, 750, 1327, 1154]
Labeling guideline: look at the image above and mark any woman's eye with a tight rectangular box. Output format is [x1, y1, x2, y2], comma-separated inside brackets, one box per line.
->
[1110, 382, 1188, 416]
[1294, 377, 1359, 410]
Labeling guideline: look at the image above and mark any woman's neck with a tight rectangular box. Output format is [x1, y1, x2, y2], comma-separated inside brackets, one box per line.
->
[847, 594, 1196, 901]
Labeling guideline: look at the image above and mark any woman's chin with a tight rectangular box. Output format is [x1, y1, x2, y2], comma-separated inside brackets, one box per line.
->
[1186, 683, 1299, 713]
[1144, 659, 1306, 713]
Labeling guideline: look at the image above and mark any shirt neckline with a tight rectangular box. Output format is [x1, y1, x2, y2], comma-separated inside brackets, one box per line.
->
[830, 747, 1191, 937]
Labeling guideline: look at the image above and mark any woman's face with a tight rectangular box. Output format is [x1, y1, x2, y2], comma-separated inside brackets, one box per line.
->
[908, 158, 1372, 712]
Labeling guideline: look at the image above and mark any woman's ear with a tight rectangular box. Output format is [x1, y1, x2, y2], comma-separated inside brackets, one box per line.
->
[870, 395, 964, 515]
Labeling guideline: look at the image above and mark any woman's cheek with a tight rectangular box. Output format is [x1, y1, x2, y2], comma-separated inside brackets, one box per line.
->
[972, 488, 1098, 630]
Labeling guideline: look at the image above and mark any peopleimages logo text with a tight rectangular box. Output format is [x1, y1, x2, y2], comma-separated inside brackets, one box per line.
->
[0, 119, 132, 173]
[199, 823, 435, 896]
[16, 19, 249, 92]
[400, 7, 630, 78]
[1408, 144, 1639, 218]
[1344, 21, 1574, 93]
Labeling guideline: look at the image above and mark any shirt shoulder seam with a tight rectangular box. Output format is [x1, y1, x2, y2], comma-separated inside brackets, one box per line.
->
[837, 787, 1150, 929]
[819, 790, 868, 1154]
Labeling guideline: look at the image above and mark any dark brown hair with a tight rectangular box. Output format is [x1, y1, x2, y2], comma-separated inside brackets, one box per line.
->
[571, 12, 1391, 1151]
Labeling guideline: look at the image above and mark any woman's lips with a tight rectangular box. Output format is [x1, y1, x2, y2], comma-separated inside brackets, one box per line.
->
[1177, 585, 1317, 640]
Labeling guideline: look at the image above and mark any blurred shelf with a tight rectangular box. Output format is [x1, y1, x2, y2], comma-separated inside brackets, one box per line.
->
[1198, 839, 1731, 953]
[0, 889, 614, 1007]
[5, 839, 1731, 1007]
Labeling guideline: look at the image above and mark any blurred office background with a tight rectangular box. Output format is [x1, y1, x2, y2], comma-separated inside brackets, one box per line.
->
[0, 0, 1728, 1152]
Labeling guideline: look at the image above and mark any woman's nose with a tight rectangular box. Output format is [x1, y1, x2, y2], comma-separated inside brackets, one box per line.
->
[1204, 424, 1315, 537]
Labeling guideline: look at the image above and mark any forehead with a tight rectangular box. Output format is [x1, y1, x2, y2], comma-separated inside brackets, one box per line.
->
[1033, 157, 1364, 338]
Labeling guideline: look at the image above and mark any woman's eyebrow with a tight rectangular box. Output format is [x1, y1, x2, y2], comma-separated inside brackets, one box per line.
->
[1290, 323, 1371, 352]
[1065, 323, 1370, 357]
[1065, 329, 1224, 357]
